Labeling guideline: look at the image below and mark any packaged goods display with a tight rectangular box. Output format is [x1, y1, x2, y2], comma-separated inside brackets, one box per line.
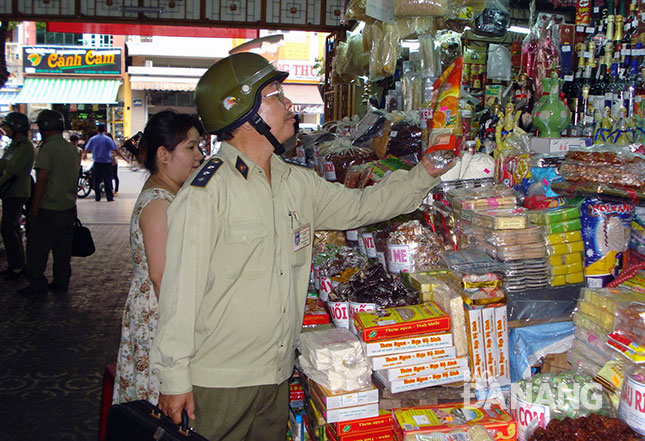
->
[291, 1, 645, 438]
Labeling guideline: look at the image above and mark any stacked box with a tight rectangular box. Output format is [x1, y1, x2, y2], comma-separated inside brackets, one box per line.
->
[465, 304, 510, 387]
[325, 410, 392, 441]
[391, 400, 516, 441]
[307, 379, 380, 424]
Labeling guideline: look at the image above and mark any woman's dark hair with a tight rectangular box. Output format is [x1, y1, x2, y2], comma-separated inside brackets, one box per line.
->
[137, 110, 205, 174]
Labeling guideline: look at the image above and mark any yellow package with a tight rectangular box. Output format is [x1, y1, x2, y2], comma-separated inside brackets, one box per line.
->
[548, 252, 583, 266]
[547, 241, 584, 256]
[546, 230, 583, 245]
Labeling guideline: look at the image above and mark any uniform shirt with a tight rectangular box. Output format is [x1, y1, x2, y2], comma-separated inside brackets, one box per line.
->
[85, 133, 117, 163]
[35, 133, 79, 211]
[151, 142, 437, 394]
[0, 136, 34, 199]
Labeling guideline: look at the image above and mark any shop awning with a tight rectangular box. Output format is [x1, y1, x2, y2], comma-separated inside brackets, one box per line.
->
[0, 91, 18, 106]
[14, 78, 121, 104]
[282, 84, 323, 114]
[129, 76, 198, 92]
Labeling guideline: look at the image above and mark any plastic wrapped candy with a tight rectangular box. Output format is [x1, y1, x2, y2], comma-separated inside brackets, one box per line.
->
[473, 0, 510, 37]
[386, 220, 445, 274]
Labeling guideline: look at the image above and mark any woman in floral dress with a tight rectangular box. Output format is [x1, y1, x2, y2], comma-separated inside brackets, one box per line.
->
[113, 111, 204, 404]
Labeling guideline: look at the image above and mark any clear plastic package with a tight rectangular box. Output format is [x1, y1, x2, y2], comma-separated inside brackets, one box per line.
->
[559, 148, 645, 191]
[365, 21, 401, 81]
[471, 208, 527, 230]
[614, 302, 645, 346]
[550, 272, 584, 287]
[473, 0, 510, 37]
[447, 184, 517, 211]
[493, 242, 547, 261]
[526, 206, 580, 225]
[550, 261, 583, 276]
[386, 220, 445, 274]
[548, 252, 583, 266]
[543, 218, 582, 235]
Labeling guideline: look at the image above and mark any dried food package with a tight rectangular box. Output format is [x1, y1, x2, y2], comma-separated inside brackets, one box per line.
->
[394, 0, 448, 17]
[447, 184, 517, 212]
[352, 109, 388, 148]
[559, 149, 645, 190]
[386, 117, 424, 160]
[418, 33, 441, 78]
[366, 21, 400, 81]
[473, 0, 510, 37]
[614, 301, 645, 347]
[335, 264, 418, 309]
[471, 208, 528, 230]
[386, 220, 445, 274]
[580, 198, 634, 288]
[319, 246, 367, 280]
[527, 414, 639, 441]
[344, 0, 369, 22]
[424, 57, 463, 169]
[319, 137, 376, 184]
[485, 225, 543, 246]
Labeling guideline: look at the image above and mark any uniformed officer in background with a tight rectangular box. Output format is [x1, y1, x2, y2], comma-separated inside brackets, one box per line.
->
[19, 110, 80, 297]
[151, 53, 453, 441]
[0, 112, 34, 281]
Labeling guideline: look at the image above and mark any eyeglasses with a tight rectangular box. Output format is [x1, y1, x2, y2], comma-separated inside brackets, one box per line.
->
[262, 84, 286, 102]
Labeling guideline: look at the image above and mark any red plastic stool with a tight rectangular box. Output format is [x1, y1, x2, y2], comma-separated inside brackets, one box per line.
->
[98, 362, 116, 441]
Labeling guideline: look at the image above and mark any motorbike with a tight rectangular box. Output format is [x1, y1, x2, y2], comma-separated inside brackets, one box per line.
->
[77, 166, 105, 199]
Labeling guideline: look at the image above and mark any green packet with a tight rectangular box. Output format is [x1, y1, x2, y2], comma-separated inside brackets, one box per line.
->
[545, 217, 581, 235]
[526, 205, 580, 225]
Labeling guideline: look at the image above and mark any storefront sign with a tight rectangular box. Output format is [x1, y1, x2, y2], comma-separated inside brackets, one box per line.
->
[276, 61, 319, 84]
[23, 46, 122, 75]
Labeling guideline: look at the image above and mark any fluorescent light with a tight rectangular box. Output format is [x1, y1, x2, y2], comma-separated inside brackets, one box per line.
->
[509, 25, 531, 34]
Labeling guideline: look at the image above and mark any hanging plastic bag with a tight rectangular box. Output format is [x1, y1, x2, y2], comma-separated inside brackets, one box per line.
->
[345, 31, 369, 78]
[365, 21, 401, 81]
[394, 0, 448, 17]
[473, 0, 510, 37]
[487, 44, 512, 81]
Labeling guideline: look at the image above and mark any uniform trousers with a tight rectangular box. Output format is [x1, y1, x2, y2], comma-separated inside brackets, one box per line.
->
[0, 197, 27, 271]
[93, 162, 114, 201]
[26, 207, 76, 292]
[191, 380, 289, 441]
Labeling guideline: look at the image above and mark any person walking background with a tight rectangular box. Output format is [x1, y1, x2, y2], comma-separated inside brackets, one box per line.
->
[112, 111, 204, 405]
[84, 123, 117, 202]
[0, 112, 34, 281]
[19, 110, 80, 297]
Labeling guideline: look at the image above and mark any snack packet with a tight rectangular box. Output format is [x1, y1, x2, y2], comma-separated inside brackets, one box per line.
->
[424, 57, 463, 169]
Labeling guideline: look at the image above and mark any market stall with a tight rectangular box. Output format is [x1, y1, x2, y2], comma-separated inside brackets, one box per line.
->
[285, 1, 645, 440]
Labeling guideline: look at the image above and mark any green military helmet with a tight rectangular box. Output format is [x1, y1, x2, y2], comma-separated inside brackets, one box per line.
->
[1, 112, 30, 135]
[195, 53, 288, 135]
[36, 109, 65, 132]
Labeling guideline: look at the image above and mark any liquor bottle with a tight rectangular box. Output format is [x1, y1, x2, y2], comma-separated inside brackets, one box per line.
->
[606, 63, 619, 111]
[611, 65, 628, 117]
[634, 67, 645, 118]
[590, 63, 608, 115]
[626, 59, 639, 116]
[579, 65, 593, 124]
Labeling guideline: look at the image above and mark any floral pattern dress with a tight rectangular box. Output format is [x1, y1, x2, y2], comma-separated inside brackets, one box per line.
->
[113, 187, 175, 404]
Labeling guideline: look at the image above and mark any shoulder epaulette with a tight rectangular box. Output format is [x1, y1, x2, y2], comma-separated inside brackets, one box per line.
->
[191, 157, 222, 187]
[281, 156, 312, 169]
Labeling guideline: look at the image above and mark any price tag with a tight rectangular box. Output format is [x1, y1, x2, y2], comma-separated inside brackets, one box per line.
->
[586, 27, 594, 34]
[584, 116, 595, 124]
[576, 25, 585, 32]
[623, 48, 631, 56]
[584, 51, 592, 58]
[593, 7, 599, 13]
[564, 75, 574, 81]
[562, 45, 572, 52]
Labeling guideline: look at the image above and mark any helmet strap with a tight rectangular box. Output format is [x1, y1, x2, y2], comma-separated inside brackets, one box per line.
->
[249, 113, 285, 155]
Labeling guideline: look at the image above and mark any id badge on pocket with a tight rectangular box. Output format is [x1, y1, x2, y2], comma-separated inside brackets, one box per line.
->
[293, 224, 311, 252]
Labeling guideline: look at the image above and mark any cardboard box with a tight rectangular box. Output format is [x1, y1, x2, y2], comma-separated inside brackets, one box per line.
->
[482, 306, 499, 381]
[369, 346, 457, 370]
[494, 305, 510, 386]
[327, 409, 392, 437]
[373, 368, 469, 394]
[392, 400, 516, 440]
[326, 425, 392, 441]
[377, 356, 469, 381]
[308, 378, 378, 410]
[354, 303, 451, 342]
[362, 333, 453, 357]
[465, 307, 487, 385]
[529, 136, 591, 154]
[320, 402, 380, 423]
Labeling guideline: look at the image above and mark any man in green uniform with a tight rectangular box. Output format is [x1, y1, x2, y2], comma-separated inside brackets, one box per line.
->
[151, 53, 452, 440]
[0, 112, 34, 280]
[19, 110, 80, 297]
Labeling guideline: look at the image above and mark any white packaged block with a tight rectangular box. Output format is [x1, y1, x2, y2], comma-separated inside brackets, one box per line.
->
[310, 380, 379, 410]
[494, 305, 511, 386]
[369, 346, 457, 370]
[377, 356, 470, 381]
[482, 307, 499, 382]
[299, 327, 366, 372]
[321, 402, 380, 423]
[362, 333, 453, 357]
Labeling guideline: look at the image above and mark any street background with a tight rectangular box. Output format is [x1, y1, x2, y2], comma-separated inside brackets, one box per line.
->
[0, 163, 148, 441]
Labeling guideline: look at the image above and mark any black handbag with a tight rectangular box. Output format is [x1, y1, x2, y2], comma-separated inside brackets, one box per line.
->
[105, 400, 209, 441]
[71, 217, 95, 257]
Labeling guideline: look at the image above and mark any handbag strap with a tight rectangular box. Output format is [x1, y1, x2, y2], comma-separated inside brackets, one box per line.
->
[74, 217, 83, 227]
